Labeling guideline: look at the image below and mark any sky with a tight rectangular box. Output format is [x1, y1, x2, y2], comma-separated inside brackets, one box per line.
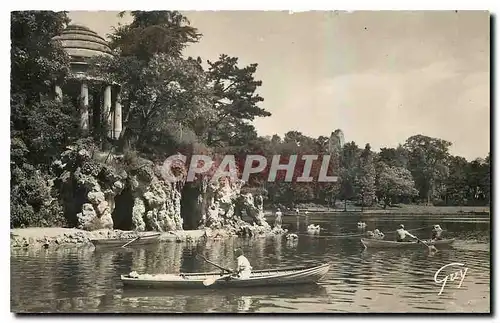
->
[67, 11, 490, 160]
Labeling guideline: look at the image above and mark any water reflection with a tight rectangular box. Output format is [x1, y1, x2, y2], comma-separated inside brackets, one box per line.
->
[11, 214, 490, 313]
[119, 284, 327, 313]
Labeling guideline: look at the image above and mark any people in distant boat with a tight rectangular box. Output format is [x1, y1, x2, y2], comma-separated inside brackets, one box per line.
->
[274, 208, 283, 229]
[431, 224, 443, 241]
[396, 224, 417, 242]
[307, 224, 321, 234]
[234, 248, 252, 279]
[373, 229, 385, 240]
[357, 222, 367, 229]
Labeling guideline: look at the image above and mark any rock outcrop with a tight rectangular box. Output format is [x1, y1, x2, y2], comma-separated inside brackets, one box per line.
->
[52, 143, 187, 232]
[199, 177, 245, 228]
[10, 228, 206, 249]
[53, 145, 126, 231]
[51, 144, 280, 236]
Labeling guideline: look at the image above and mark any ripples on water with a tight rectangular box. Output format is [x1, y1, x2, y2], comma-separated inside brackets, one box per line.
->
[11, 214, 490, 313]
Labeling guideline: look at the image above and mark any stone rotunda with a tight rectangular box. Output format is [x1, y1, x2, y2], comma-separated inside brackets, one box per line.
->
[52, 24, 122, 140]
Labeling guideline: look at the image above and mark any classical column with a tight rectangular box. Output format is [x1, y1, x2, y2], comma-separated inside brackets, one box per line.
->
[54, 84, 63, 102]
[113, 87, 123, 140]
[80, 81, 89, 133]
[103, 85, 112, 138]
[92, 92, 101, 136]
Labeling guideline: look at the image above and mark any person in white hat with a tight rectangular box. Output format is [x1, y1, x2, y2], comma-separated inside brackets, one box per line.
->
[234, 248, 252, 279]
[431, 224, 443, 241]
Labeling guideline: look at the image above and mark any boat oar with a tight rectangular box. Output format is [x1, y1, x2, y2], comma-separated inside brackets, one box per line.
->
[203, 273, 234, 287]
[121, 236, 140, 248]
[196, 254, 232, 273]
[414, 236, 438, 253]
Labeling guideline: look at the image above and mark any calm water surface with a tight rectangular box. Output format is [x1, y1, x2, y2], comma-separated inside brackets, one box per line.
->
[11, 214, 490, 313]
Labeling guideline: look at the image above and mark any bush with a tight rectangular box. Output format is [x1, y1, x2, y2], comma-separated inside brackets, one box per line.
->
[10, 163, 66, 228]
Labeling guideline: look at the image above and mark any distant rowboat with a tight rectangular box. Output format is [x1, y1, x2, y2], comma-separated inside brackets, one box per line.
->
[361, 238, 455, 249]
[121, 263, 330, 289]
[90, 233, 161, 247]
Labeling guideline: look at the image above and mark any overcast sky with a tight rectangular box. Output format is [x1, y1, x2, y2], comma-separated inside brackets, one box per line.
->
[68, 11, 490, 160]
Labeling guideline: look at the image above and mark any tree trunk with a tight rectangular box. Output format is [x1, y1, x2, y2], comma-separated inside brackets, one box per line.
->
[361, 191, 364, 212]
[383, 196, 389, 209]
[344, 199, 347, 212]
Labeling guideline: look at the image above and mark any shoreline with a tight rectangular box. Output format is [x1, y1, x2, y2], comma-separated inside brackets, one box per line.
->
[10, 228, 208, 250]
[10, 225, 287, 251]
[265, 205, 490, 216]
[12, 205, 490, 251]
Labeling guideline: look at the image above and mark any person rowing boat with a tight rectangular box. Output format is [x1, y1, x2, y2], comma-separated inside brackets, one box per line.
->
[200, 249, 253, 286]
[234, 248, 252, 279]
[396, 224, 417, 242]
[431, 224, 444, 241]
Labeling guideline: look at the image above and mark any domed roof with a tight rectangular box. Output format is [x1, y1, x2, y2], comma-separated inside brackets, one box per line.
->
[53, 24, 113, 61]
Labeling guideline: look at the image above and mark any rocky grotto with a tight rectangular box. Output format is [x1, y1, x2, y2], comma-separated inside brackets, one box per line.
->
[46, 142, 282, 237]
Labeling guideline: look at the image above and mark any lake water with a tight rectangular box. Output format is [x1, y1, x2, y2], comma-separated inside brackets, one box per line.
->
[11, 214, 491, 313]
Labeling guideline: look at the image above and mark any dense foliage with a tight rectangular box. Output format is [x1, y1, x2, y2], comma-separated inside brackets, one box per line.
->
[11, 11, 79, 227]
[10, 11, 490, 228]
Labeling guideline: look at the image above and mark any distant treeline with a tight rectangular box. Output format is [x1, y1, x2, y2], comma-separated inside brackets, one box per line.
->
[228, 133, 490, 209]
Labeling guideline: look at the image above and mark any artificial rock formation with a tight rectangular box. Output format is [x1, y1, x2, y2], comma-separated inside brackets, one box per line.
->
[53, 145, 126, 230]
[200, 177, 245, 228]
[133, 177, 183, 232]
[51, 145, 282, 236]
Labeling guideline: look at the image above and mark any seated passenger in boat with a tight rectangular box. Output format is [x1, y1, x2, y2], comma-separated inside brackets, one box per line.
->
[365, 230, 375, 239]
[431, 224, 443, 241]
[373, 229, 385, 240]
[396, 224, 417, 242]
[234, 248, 252, 279]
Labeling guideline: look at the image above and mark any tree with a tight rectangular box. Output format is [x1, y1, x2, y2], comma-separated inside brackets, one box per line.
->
[357, 144, 376, 207]
[378, 145, 408, 168]
[483, 153, 491, 205]
[404, 135, 452, 205]
[316, 136, 330, 153]
[89, 12, 214, 156]
[11, 97, 79, 167]
[377, 163, 419, 208]
[205, 54, 270, 147]
[110, 11, 201, 60]
[465, 157, 490, 205]
[11, 11, 78, 228]
[442, 156, 468, 205]
[338, 141, 361, 210]
[11, 11, 70, 103]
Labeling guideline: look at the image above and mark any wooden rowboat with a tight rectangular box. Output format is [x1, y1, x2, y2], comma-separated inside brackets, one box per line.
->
[361, 238, 455, 249]
[121, 263, 330, 289]
[91, 233, 161, 247]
